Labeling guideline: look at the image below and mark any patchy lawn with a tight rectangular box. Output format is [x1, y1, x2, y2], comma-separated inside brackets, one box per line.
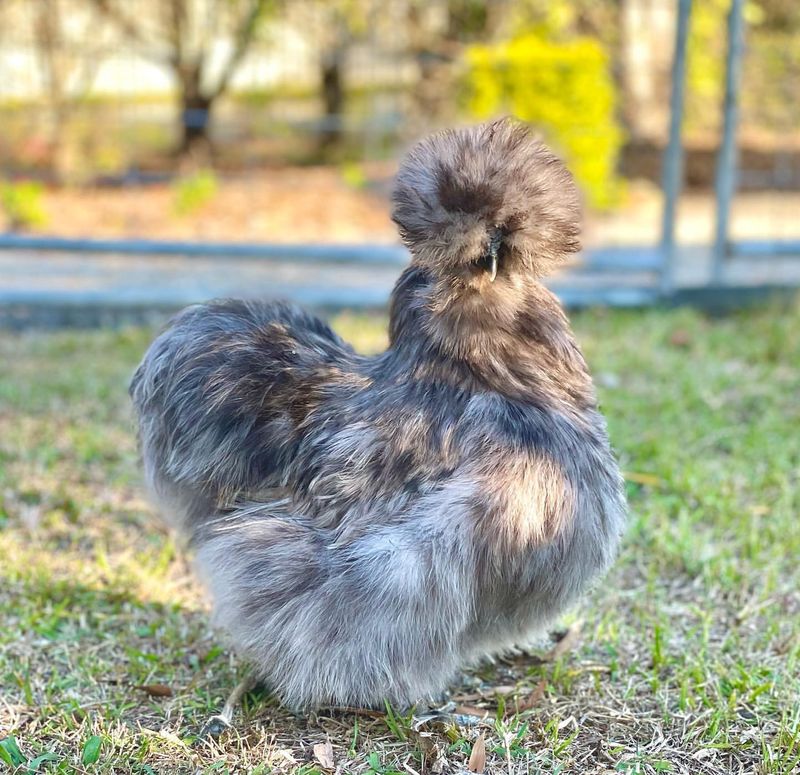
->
[1, 302, 799, 774]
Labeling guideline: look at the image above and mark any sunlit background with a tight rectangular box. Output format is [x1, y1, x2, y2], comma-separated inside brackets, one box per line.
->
[0, 0, 798, 320]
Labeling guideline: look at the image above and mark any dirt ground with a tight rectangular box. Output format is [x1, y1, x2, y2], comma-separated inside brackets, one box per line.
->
[6, 164, 800, 248]
[14, 166, 399, 245]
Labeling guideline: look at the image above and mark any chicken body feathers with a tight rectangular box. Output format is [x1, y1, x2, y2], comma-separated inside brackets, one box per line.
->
[130, 120, 627, 710]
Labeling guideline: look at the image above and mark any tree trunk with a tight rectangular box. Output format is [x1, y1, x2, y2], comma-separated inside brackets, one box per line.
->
[318, 48, 345, 157]
[178, 90, 213, 159]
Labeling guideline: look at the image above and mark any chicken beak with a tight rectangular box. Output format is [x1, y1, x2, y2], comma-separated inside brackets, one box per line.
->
[486, 227, 503, 283]
[488, 253, 498, 282]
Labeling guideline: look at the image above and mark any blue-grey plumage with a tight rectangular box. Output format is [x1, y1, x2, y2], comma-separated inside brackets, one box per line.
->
[130, 119, 627, 711]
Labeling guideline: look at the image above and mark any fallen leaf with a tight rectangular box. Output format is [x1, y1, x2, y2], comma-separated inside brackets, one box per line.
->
[136, 684, 173, 698]
[313, 740, 335, 770]
[492, 685, 517, 696]
[516, 679, 547, 712]
[624, 471, 663, 487]
[139, 729, 189, 751]
[275, 748, 298, 765]
[468, 732, 486, 773]
[669, 329, 691, 347]
[453, 704, 489, 719]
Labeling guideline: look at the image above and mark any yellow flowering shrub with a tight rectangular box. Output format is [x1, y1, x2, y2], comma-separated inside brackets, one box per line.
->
[463, 33, 623, 209]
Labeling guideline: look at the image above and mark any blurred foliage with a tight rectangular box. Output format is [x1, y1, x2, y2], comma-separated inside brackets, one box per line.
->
[171, 170, 218, 217]
[339, 161, 369, 190]
[0, 0, 798, 188]
[0, 181, 48, 231]
[743, 31, 800, 130]
[88, 0, 277, 156]
[463, 31, 622, 209]
[687, 0, 800, 133]
[686, 0, 744, 132]
[507, 0, 622, 44]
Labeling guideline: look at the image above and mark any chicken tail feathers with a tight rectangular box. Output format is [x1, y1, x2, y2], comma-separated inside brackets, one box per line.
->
[130, 298, 352, 534]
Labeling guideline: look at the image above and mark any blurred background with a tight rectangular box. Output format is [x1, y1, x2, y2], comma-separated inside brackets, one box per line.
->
[0, 0, 799, 323]
[2, 5, 800, 772]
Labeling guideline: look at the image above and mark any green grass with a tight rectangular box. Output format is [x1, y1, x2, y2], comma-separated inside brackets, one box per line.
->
[1, 302, 799, 774]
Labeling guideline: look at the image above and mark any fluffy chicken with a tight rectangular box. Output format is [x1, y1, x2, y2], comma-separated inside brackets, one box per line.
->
[130, 118, 627, 712]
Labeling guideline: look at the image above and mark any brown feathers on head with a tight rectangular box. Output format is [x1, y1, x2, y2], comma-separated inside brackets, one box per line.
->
[391, 119, 581, 281]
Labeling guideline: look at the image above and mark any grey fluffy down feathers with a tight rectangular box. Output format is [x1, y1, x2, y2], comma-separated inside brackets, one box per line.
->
[130, 119, 627, 711]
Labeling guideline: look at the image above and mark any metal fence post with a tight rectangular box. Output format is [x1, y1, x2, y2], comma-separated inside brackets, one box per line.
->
[660, 0, 693, 296]
[712, 0, 746, 285]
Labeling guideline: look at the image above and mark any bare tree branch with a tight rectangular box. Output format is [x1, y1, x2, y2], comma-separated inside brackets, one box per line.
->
[209, 0, 269, 100]
[90, 0, 172, 65]
[88, 0, 274, 155]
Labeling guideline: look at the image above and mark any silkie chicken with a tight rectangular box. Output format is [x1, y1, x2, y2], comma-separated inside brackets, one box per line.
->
[130, 118, 627, 713]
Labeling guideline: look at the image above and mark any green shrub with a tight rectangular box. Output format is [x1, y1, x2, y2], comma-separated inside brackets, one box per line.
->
[687, 0, 799, 133]
[172, 169, 218, 216]
[0, 180, 47, 230]
[339, 161, 368, 190]
[685, 0, 732, 132]
[462, 32, 623, 209]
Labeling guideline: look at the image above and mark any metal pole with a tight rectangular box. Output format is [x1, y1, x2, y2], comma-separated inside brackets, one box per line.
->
[712, 0, 746, 285]
[660, 0, 693, 296]
[0, 234, 410, 266]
